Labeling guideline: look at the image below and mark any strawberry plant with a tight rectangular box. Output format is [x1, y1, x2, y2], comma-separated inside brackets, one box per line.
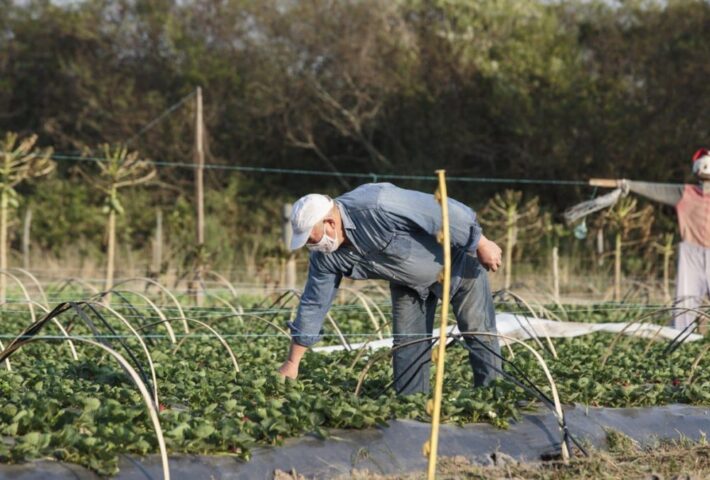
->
[0, 294, 708, 475]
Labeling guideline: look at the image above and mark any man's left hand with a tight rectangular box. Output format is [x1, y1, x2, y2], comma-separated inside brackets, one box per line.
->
[476, 236, 502, 272]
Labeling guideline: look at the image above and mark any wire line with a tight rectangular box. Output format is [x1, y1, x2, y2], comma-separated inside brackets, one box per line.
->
[47, 153, 588, 186]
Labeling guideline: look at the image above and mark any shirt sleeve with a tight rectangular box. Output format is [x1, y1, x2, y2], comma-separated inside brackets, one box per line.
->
[626, 180, 684, 206]
[289, 254, 341, 347]
[379, 185, 482, 251]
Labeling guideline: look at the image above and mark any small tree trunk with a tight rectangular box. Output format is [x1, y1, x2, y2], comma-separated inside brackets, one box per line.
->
[152, 208, 162, 276]
[22, 208, 31, 271]
[282, 203, 296, 290]
[552, 245, 560, 303]
[0, 188, 7, 303]
[105, 208, 116, 304]
[663, 249, 671, 303]
[614, 232, 622, 302]
[596, 227, 605, 267]
[504, 208, 516, 290]
[194, 86, 205, 307]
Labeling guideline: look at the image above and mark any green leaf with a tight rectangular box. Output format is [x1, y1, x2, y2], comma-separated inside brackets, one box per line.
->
[193, 423, 215, 439]
[82, 398, 101, 412]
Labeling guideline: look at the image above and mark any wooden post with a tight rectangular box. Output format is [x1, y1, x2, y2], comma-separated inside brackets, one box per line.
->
[504, 208, 516, 290]
[0, 188, 7, 303]
[194, 86, 205, 305]
[22, 208, 31, 271]
[282, 203, 296, 290]
[105, 207, 116, 304]
[152, 208, 163, 276]
[596, 227, 604, 266]
[552, 245, 560, 304]
[424, 170, 451, 479]
[614, 232, 622, 301]
[195, 87, 205, 247]
[663, 249, 671, 303]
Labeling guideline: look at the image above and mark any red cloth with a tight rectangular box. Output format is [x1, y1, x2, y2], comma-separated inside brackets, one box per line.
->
[676, 185, 710, 248]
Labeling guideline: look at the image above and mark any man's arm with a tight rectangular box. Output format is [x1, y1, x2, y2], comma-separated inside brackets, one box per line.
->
[278, 254, 341, 379]
[380, 186, 483, 252]
[621, 180, 684, 206]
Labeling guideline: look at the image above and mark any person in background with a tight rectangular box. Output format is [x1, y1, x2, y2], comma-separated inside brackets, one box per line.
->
[277, 182, 503, 395]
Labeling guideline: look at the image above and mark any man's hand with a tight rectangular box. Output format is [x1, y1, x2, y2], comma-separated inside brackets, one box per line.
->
[476, 235, 502, 272]
[278, 360, 299, 380]
[277, 341, 307, 380]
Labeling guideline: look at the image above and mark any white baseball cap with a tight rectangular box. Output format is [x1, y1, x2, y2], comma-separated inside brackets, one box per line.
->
[289, 194, 334, 250]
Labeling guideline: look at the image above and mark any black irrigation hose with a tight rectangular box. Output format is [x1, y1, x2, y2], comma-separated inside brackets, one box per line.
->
[261, 290, 298, 334]
[666, 323, 697, 354]
[81, 302, 154, 394]
[137, 319, 172, 332]
[68, 303, 104, 339]
[106, 291, 156, 347]
[664, 306, 709, 354]
[456, 334, 588, 458]
[371, 331, 554, 408]
[460, 334, 556, 409]
[461, 334, 556, 410]
[0, 302, 73, 361]
[490, 290, 555, 358]
[372, 336, 438, 397]
[361, 329, 587, 458]
[1, 300, 156, 400]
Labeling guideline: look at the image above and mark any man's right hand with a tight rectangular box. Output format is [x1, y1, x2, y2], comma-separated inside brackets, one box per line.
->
[476, 235, 502, 272]
[278, 360, 299, 379]
[278, 342, 307, 380]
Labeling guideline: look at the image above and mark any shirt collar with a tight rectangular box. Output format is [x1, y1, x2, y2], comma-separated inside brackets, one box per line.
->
[336, 200, 356, 231]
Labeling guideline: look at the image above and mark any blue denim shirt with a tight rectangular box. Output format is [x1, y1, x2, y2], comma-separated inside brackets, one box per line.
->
[290, 183, 483, 347]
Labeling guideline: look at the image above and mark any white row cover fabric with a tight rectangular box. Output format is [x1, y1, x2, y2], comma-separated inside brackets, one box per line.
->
[313, 312, 702, 353]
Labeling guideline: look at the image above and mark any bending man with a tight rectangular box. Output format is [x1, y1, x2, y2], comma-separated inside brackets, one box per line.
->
[278, 182, 503, 395]
[618, 149, 710, 328]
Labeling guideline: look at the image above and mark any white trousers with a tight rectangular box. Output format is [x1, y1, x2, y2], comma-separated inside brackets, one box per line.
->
[674, 241, 710, 329]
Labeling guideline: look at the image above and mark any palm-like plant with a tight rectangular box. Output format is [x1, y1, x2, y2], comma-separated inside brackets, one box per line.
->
[542, 213, 570, 303]
[480, 190, 543, 289]
[652, 232, 675, 303]
[596, 196, 654, 301]
[76, 145, 156, 296]
[0, 133, 55, 302]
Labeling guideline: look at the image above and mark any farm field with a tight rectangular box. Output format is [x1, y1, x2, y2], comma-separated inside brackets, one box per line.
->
[4, 0, 710, 478]
[0, 277, 708, 477]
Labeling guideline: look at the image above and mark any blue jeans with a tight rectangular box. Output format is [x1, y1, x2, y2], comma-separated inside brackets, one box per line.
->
[390, 254, 501, 395]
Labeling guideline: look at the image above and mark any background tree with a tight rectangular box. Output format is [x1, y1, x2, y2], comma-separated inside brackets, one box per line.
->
[0, 132, 54, 302]
[595, 197, 654, 301]
[480, 190, 543, 290]
[652, 232, 675, 303]
[543, 213, 571, 303]
[76, 145, 156, 297]
[0, 0, 709, 285]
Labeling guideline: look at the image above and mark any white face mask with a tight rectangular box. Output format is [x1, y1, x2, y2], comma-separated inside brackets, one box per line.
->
[306, 221, 339, 253]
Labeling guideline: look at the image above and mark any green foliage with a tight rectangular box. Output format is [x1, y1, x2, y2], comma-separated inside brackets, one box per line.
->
[0, 304, 709, 474]
[0, 0, 708, 277]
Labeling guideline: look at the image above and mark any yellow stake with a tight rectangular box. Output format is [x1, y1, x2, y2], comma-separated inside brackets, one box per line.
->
[425, 170, 452, 479]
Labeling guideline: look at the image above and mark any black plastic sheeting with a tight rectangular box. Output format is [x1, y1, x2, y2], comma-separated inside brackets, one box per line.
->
[2, 404, 710, 479]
